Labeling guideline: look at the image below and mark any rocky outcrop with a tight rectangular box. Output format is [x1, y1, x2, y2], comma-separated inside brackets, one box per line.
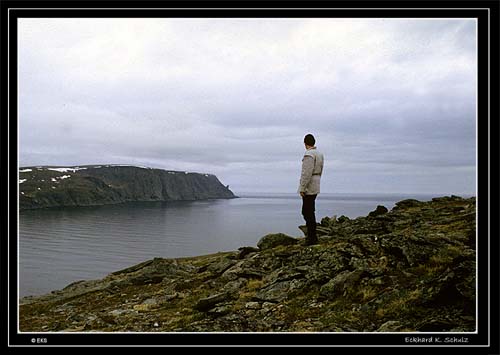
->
[18, 165, 236, 210]
[257, 233, 299, 250]
[19, 195, 476, 332]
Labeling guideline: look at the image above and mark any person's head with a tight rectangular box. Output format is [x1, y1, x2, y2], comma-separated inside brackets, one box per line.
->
[304, 134, 316, 148]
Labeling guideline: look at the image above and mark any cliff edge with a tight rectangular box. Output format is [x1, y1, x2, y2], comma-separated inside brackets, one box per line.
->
[18, 165, 236, 210]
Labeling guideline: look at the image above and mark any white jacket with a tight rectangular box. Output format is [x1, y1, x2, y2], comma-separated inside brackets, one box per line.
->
[298, 147, 324, 195]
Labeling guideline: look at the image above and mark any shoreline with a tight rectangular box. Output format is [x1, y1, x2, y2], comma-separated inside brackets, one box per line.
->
[18, 194, 476, 298]
[19, 195, 476, 332]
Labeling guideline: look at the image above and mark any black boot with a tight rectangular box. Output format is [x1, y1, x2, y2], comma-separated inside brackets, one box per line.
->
[305, 221, 318, 245]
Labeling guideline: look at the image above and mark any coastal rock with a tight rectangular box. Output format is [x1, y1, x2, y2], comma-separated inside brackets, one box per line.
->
[194, 293, 233, 312]
[394, 198, 422, 209]
[254, 279, 304, 303]
[257, 233, 299, 250]
[237, 247, 260, 259]
[337, 215, 350, 223]
[377, 320, 403, 332]
[368, 205, 388, 218]
[319, 270, 366, 299]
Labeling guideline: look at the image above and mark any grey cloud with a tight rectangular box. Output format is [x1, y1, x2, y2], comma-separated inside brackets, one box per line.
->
[18, 19, 477, 194]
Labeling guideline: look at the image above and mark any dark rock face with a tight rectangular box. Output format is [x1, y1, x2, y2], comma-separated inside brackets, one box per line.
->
[19, 165, 236, 210]
[19, 196, 476, 333]
[368, 205, 389, 218]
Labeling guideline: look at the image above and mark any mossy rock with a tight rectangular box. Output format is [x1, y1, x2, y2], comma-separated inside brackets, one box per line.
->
[257, 233, 299, 250]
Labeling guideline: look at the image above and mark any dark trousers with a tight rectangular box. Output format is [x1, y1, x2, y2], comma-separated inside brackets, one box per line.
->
[301, 194, 318, 244]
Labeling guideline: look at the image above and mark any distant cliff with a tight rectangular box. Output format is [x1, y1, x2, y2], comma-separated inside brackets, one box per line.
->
[19, 165, 236, 210]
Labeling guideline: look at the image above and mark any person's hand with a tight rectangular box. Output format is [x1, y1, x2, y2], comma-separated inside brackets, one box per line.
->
[300, 192, 305, 197]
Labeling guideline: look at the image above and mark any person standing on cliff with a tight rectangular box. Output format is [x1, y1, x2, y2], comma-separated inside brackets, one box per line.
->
[298, 133, 324, 246]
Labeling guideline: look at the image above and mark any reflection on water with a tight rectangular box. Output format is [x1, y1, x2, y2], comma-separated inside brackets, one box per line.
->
[19, 193, 440, 297]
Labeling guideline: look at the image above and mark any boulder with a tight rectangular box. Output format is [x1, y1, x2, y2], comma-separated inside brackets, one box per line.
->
[257, 233, 299, 250]
[237, 246, 259, 259]
[320, 216, 331, 227]
[254, 279, 304, 303]
[194, 292, 232, 312]
[337, 215, 350, 223]
[320, 270, 366, 299]
[393, 199, 421, 209]
[368, 205, 388, 218]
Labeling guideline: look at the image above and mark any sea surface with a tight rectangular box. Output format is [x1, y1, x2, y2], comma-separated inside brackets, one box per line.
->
[19, 192, 452, 298]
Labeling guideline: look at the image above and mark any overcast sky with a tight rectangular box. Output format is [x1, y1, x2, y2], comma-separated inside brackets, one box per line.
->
[18, 18, 477, 195]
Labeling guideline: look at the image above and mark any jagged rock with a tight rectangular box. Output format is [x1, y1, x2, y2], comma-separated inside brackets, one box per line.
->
[377, 320, 403, 332]
[254, 279, 304, 303]
[129, 273, 164, 285]
[316, 226, 331, 236]
[207, 259, 237, 275]
[337, 215, 350, 223]
[353, 220, 390, 235]
[454, 260, 476, 303]
[111, 259, 155, 275]
[298, 223, 330, 238]
[220, 259, 266, 281]
[264, 268, 305, 285]
[133, 303, 156, 312]
[319, 269, 366, 299]
[273, 247, 301, 258]
[194, 292, 233, 312]
[174, 278, 202, 291]
[368, 205, 388, 218]
[237, 246, 260, 259]
[207, 304, 233, 317]
[245, 302, 261, 310]
[432, 195, 464, 203]
[109, 309, 127, 317]
[393, 199, 422, 209]
[320, 217, 331, 227]
[257, 233, 299, 250]
[222, 279, 248, 294]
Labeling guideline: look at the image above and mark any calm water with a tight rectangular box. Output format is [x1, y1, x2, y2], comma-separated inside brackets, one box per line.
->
[19, 193, 440, 297]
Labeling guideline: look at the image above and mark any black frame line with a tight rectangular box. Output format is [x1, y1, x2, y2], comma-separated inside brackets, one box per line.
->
[3, 1, 498, 351]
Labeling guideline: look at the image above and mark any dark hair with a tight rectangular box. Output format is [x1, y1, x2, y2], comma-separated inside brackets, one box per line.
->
[304, 134, 315, 146]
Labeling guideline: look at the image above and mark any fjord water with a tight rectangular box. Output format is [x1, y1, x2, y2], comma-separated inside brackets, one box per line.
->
[19, 193, 439, 297]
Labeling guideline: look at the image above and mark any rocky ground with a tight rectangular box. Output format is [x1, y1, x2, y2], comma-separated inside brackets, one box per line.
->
[19, 195, 476, 332]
